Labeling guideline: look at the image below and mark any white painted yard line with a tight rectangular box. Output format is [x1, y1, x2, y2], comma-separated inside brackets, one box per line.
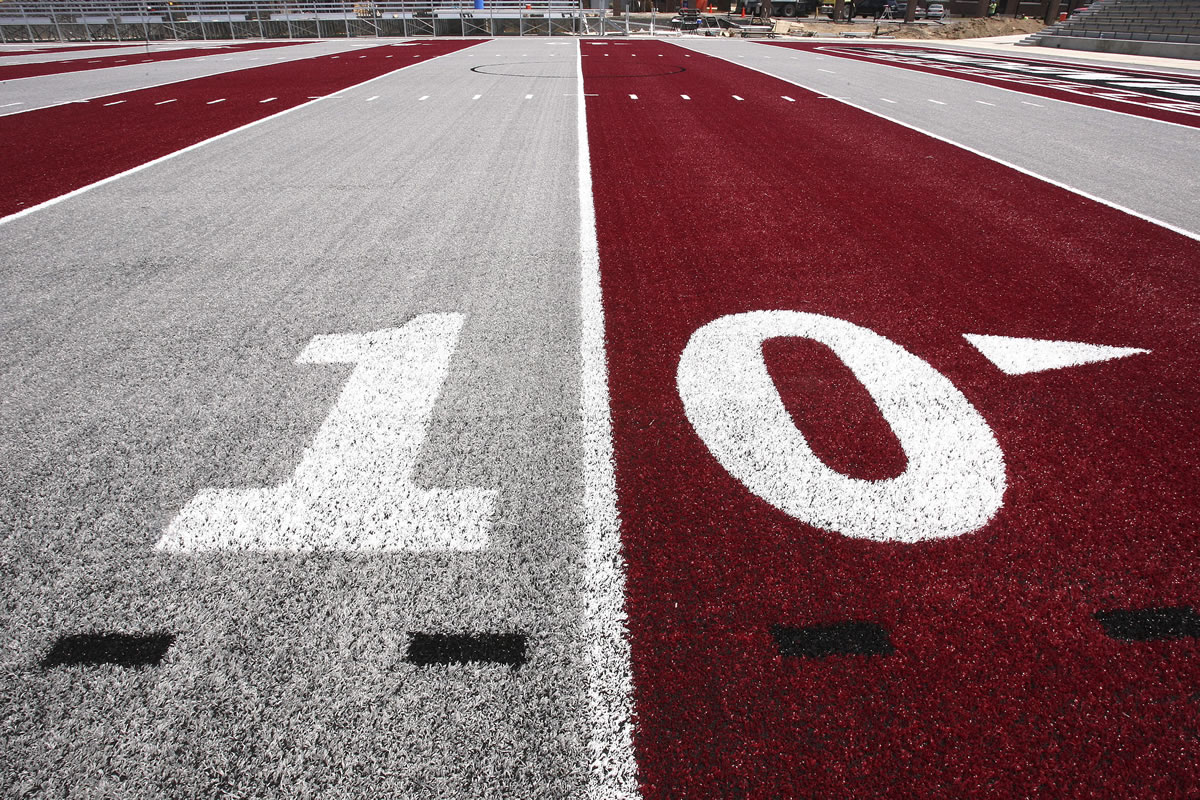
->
[781, 95, 795, 102]
[366, 95, 379, 101]
[733, 95, 744, 101]
[880, 97, 897, 103]
[576, 38, 640, 800]
[705, 52, 1200, 243]
[928, 99, 947, 105]
[260, 97, 277, 103]
[0, 48, 464, 228]
[154, 98, 176, 105]
[681, 94, 691, 100]
[976, 100, 996, 106]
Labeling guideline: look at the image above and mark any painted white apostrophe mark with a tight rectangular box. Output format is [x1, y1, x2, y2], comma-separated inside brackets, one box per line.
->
[677, 311, 1006, 543]
[158, 313, 496, 553]
[964, 333, 1148, 375]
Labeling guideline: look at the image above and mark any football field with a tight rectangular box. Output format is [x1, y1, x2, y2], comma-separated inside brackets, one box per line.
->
[2, 34, 1199, 798]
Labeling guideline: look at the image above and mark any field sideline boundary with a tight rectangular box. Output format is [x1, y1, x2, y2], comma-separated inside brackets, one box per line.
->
[691, 41, 1200, 243]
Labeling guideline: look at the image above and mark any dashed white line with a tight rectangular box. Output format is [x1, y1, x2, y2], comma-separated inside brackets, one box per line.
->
[472, 94, 482, 100]
[629, 94, 638, 100]
[154, 98, 176, 105]
[733, 95, 744, 101]
[976, 100, 995, 106]
[260, 97, 277, 103]
[781, 95, 795, 102]
[102, 100, 125, 106]
[681, 94, 691, 100]
[1022, 100, 1044, 107]
[206, 98, 226, 104]
[928, 99, 947, 105]
[366, 95, 379, 102]
[419, 95, 429, 101]
[525, 93, 534, 99]
[1, 101, 23, 107]
[818, 68, 835, 73]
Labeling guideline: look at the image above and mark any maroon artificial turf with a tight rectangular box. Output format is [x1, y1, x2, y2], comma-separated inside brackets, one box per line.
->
[585, 38, 1200, 798]
[763, 41, 1200, 129]
[0, 40, 301, 81]
[0, 44, 142, 58]
[0, 40, 481, 218]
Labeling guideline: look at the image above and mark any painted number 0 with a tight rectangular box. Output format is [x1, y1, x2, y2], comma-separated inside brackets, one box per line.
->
[677, 311, 1006, 543]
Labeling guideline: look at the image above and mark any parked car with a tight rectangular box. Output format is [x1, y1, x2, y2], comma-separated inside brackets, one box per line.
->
[926, 2, 945, 18]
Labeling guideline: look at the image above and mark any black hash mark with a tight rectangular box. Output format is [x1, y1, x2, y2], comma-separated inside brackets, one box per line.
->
[406, 632, 526, 667]
[41, 632, 175, 669]
[773, 622, 894, 659]
[1096, 607, 1200, 642]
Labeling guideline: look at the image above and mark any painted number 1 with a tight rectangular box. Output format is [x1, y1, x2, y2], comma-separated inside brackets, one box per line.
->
[157, 313, 497, 553]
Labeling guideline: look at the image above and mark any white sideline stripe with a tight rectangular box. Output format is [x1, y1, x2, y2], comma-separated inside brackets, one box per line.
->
[576, 39, 639, 800]
[0, 47, 466, 228]
[206, 98, 225, 104]
[695, 48, 1200, 242]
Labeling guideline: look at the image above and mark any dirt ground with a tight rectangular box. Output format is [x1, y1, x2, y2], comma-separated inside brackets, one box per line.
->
[796, 16, 1049, 38]
[618, 12, 1047, 39]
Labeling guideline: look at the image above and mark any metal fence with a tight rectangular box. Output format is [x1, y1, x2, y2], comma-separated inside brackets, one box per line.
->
[0, 1, 604, 41]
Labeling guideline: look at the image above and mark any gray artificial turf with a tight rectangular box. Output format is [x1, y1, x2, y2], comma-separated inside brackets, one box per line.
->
[0, 39, 594, 798]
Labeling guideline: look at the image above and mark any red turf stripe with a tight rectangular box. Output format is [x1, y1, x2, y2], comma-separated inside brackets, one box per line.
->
[0, 40, 481, 219]
[765, 41, 1200, 128]
[0, 44, 138, 57]
[0, 40, 301, 81]
[585, 39, 1200, 797]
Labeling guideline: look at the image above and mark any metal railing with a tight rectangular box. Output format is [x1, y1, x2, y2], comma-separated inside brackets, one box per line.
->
[0, 1, 599, 41]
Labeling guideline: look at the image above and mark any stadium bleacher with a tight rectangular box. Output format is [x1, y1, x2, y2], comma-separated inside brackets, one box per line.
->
[1019, 0, 1200, 60]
